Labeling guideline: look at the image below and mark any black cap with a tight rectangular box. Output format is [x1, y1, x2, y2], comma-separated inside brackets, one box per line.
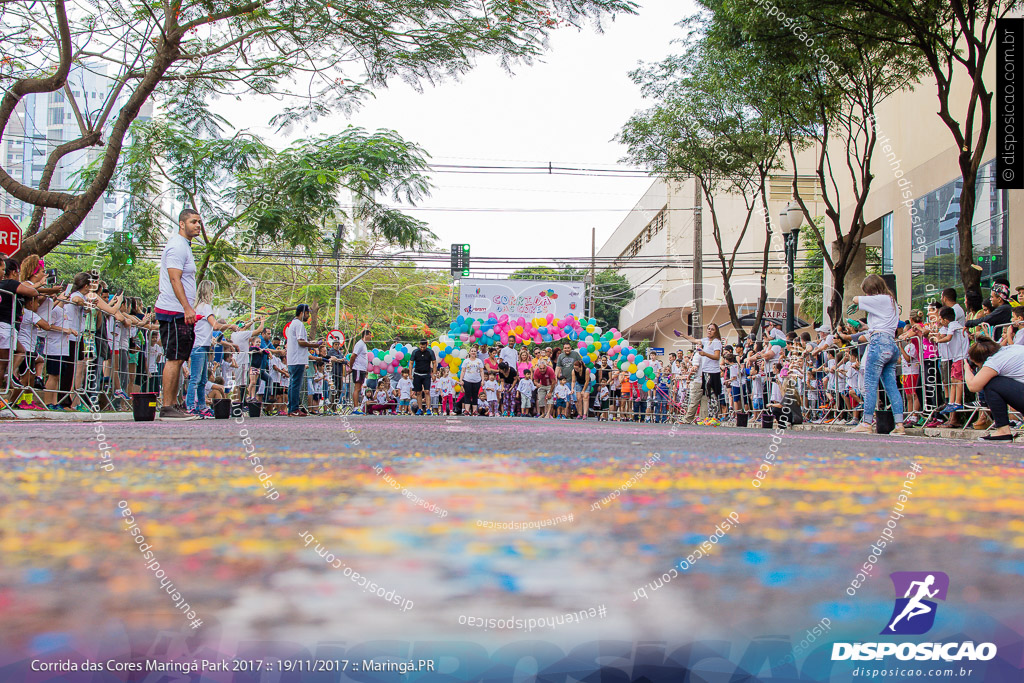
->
[296, 304, 311, 315]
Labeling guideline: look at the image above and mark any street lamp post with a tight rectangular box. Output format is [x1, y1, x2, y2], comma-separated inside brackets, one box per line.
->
[779, 201, 803, 334]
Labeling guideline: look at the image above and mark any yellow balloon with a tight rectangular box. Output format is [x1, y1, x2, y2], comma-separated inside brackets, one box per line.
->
[646, 380, 654, 390]
[629, 363, 637, 373]
[524, 339, 532, 346]
[586, 324, 595, 333]
[515, 325, 524, 334]
[454, 384, 463, 393]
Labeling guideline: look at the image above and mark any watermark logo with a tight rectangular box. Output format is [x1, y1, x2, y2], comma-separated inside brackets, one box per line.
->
[881, 571, 949, 635]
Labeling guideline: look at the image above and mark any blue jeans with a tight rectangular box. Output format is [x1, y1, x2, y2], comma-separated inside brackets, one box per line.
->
[288, 363, 305, 413]
[186, 346, 210, 410]
[861, 334, 904, 423]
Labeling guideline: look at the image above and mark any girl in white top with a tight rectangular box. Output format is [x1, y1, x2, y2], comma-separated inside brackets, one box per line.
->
[674, 322, 724, 419]
[849, 274, 905, 434]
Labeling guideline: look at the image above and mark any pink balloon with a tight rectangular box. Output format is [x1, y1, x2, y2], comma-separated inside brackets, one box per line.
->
[577, 341, 587, 349]
[628, 353, 636, 362]
[395, 351, 404, 360]
[460, 333, 470, 342]
[472, 320, 481, 329]
[474, 329, 483, 338]
[546, 312, 554, 323]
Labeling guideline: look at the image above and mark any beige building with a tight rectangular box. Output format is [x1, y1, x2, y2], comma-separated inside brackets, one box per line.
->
[598, 162, 826, 349]
[604, 48, 1019, 347]
[839, 52, 1019, 312]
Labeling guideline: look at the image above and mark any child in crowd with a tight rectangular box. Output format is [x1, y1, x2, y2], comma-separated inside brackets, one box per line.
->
[309, 363, 325, 413]
[619, 372, 632, 420]
[553, 376, 570, 418]
[438, 367, 456, 415]
[430, 370, 441, 413]
[631, 379, 647, 422]
[397, 368, 413, 415]
[934, 306, 968, 418]
[597, 379, 610, 421]
[483, 371, 499, 417]
[517, 369, 535, 416]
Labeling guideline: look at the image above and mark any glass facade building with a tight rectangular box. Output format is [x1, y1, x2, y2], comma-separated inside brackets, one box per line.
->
[909, 160, 1008, 308]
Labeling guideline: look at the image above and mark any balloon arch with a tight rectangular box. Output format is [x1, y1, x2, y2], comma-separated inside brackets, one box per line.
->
[361, 313, 660, 390]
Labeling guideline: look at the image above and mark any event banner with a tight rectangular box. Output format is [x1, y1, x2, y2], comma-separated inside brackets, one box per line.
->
[458, 278, 586, 318]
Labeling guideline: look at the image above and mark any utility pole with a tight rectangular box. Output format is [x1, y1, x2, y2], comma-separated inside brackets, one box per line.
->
[692, 177, 703, 335]
[589, 227, 596, 319]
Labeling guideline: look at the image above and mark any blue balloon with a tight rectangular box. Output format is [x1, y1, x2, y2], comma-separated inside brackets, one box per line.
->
[630, 373, 638, 381]
[601, 341, 610, 351]
[456, 315, 465, 325]
[539, 326, 548, 335]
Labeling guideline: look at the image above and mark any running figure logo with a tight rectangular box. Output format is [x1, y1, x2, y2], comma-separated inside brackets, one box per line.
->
[881, 571, 949, 635]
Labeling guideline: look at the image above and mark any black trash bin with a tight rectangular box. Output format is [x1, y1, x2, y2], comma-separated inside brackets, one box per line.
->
[247, 401, 262, 418]
[132, 392, 158, 422]
[876, 410, 895, 434]
[213, 398, 232, 419]
[736, 412, 749, 428]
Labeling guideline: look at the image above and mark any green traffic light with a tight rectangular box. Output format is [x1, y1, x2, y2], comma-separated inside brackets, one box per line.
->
[462, 268, 469, 276]
[463, 244, 470, 251]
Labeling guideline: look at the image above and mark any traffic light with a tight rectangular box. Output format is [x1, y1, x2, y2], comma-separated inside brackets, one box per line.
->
[450, 243, 470, 277]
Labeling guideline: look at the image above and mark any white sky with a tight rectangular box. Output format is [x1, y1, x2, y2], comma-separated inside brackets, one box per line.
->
[214, 0, 695, 264]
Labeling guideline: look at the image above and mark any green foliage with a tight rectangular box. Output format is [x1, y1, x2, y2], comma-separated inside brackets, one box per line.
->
[219, 255, 452, 343]
[111, 121, 440, 279]
[46, 241, 159, 301]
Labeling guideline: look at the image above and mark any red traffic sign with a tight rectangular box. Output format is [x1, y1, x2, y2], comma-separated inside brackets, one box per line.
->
[0, 215, 21, 257]
[327, 329, 346, 346]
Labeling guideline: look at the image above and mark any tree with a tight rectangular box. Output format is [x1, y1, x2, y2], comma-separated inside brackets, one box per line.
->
[797, 0, 1018, 298]
[99, 119, 437, 282]
[618, 26, 788, 340]
[1, 0, 637, 259]
[795, 219, 882, 324]
[700, 0, 921, 325]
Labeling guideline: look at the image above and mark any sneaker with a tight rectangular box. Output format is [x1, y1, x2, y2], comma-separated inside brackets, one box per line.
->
[159, 405, 198, 421]
[198, 408, 215, 419]
[847, 422, 874, 434]
[115, 390, 132, 402]
[350, 410, 363, 415]
[847, 419, 860, 426]
[891, 424, 907, 435]
[939, 403, 960, 415]
[74, 403, 91, 413]
[415, 410, 423, 415]
[287, 411, 307, 417]
[924, 419, 943, 428]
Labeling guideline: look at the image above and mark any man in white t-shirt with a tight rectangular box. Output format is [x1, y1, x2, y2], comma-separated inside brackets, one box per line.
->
[349, 328, 372, 414]
[285, 304, 322, 416]
[154, 209, 202, 420]
[497, 341, 518, 372]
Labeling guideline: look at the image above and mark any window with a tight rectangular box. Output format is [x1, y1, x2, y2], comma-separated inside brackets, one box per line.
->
[881, 212, 893, 274]
[619, 208, 667, 259]
[909, 160, 1007, 308]
[769, 175, 824, 202]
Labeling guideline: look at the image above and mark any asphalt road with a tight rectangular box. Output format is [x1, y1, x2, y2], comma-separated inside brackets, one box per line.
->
[1, 415, 1021, 672]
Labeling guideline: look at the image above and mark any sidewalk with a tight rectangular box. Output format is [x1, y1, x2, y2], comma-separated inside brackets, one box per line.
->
[789, 423, 1017, 442]
[1, 408, 135, 422]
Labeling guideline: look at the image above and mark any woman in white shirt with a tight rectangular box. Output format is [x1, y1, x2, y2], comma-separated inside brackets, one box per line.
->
[459, 347, 485, 414]
[674, 322, 724, 419]
[965, 336, 1024, 442]
[849, 274, 906, 435]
